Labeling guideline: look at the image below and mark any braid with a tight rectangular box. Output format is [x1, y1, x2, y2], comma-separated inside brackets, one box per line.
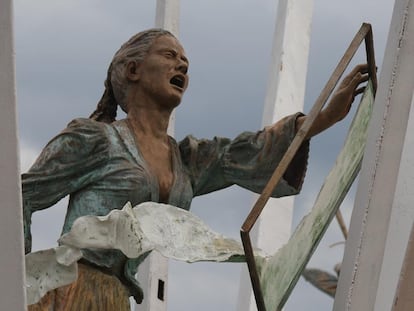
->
[89, 65, 118, 123]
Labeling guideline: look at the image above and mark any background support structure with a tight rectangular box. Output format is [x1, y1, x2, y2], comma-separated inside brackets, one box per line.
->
[0, 0, 27, 309]
[392, 224, 414, 311]
[334, 0, 414, 310]
[237, 0, 314, 309]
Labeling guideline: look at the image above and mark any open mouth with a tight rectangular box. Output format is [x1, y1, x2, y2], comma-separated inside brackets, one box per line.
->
[170, 75, 185, 89]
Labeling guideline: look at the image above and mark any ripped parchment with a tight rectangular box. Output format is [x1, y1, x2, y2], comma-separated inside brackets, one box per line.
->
[26, 202, 256, 305]
[25, 245, 82, 305]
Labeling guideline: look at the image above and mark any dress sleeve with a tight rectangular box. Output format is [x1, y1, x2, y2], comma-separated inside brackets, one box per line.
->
[22, 118, 112, 253]
[179, 113, 309, 198]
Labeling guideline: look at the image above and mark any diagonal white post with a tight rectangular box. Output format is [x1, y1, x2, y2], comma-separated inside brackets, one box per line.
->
[392, 224, 414, 311]
[334, 0, 414, 310]
[237, 0, 314, 310]
[0, 0, 27, 309]
[135, 1, 179, 310]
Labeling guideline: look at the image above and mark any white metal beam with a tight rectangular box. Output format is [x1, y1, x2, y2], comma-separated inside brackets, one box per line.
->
[135, 1, 180, 310]
[237, 1, 314, 310]
[155, 0, 180, 35]
[156, 0, 180, 135]
[334, 0, 414, 309]
[375, 88, 414, 310]
[392, 224, 414, 311]
[0, 0, 27, 309]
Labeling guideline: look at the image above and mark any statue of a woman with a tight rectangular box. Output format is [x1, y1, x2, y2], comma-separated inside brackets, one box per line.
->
[23, 29, 368, 311]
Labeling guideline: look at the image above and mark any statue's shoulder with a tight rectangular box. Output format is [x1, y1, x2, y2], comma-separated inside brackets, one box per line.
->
[65, 117, 111, 131]
[53, 118, 117, 148]
[62, 117, 118, 137]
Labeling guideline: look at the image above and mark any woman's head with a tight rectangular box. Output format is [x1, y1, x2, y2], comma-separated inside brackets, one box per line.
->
[90, 28, 175, 123]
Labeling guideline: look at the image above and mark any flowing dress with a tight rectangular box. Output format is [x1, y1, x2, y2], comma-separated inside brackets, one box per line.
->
[23, 114, 309, 309]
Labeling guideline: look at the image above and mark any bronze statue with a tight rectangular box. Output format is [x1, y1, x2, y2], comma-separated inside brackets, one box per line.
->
[23, 28, 368, 310]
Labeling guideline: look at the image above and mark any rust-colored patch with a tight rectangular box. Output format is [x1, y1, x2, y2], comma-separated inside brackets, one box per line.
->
[28, 263, 130, 311]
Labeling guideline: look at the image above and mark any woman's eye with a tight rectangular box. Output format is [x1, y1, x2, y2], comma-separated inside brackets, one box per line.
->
[165, 51, 175, 58]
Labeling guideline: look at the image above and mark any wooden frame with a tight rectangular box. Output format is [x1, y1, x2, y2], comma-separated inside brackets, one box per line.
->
[240, 23, 377, 311]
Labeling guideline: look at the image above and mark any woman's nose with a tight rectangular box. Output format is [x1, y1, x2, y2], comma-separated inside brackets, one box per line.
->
[176, 59, 188, 75]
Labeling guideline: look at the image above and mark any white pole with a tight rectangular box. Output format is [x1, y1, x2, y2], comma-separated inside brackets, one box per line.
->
[392, 224, 414, 311]
[135, 1, 180, 310]
[0, 0, 28, 310]
[156, 0, 180, 136]
[237, 0, 313, 310]
[155, 0, 180, 34]
[334, 0, 414, 310]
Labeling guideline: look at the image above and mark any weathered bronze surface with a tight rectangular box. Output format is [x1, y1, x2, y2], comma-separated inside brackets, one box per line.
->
[23, 29, 310, 308]
[259, 81, 374, 311]
[23, 26, 369, 309]
[28, 263, 130, 311]
[302, 268, 338, 298]
[240, 23, 377, 311]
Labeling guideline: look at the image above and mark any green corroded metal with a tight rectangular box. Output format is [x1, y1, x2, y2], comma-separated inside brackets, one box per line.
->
[256, 81, 375, 311]
[22, 113, 303, 303]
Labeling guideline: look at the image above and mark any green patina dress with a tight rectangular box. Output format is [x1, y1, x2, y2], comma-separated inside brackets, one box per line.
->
[22, 113, 309, 304]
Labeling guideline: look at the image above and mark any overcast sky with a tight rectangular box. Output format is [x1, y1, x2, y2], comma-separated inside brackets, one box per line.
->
[15, 0, 396, 310]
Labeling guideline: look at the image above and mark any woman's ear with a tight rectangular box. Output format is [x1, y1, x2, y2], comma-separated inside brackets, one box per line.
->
[126, 61, 140, 82]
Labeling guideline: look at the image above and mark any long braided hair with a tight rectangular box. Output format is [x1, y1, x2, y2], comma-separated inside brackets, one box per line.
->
[89, 29, 174, 123]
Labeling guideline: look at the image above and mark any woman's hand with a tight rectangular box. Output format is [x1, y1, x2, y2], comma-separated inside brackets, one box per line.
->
[322, 64, 369, 124]
[296, 64, 370, 138]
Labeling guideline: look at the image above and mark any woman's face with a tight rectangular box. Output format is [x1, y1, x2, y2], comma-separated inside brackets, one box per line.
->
[130, 35, 189, 108]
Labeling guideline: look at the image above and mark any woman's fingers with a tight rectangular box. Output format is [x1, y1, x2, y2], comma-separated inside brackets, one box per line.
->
[350, 72, 369, 90]
[354, 87, 366, 97]
[341, 64, 369, 87]
[350, 63, 369, 77]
